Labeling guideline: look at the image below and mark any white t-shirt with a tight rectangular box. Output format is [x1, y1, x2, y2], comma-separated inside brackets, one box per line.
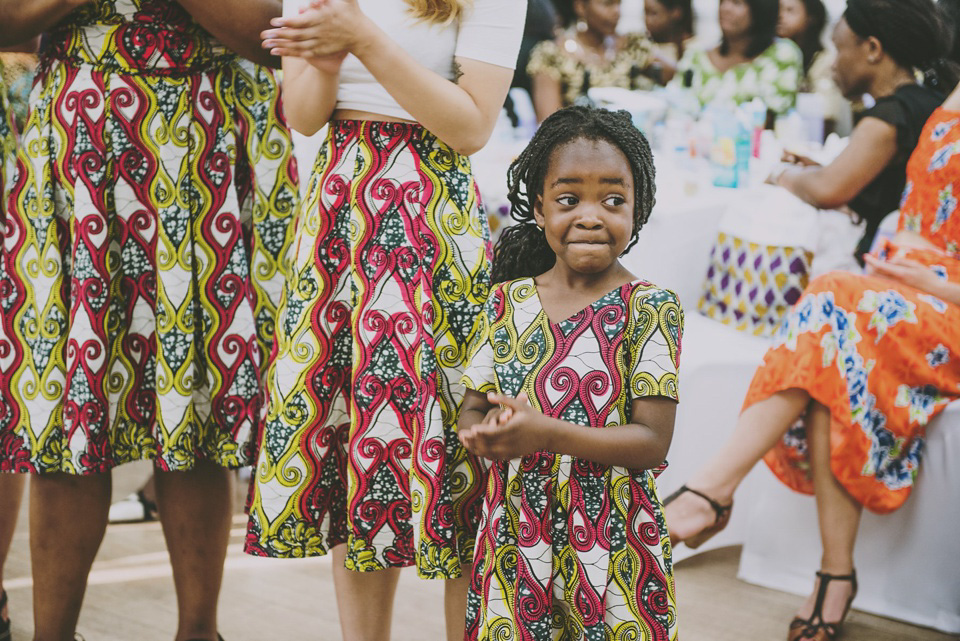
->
[283, 0, 527, 121]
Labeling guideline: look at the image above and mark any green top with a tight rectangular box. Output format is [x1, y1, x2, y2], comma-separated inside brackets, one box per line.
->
[674, 38, 803, 115]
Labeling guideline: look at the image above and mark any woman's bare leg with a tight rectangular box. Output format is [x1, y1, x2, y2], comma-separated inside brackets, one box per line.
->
[154, 461, 232, 641]
[443, 565, 472, 641]
[664, 388, 810, 541]
[0, 474, 26, 622]
[795, 401, 861, 623]
[30, 473, 111, 641]
[331, 543, 402, 641]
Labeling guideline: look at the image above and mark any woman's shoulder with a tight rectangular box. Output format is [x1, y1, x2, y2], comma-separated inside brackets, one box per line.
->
[621, 32, 654, 52]
[761, 38, 803, 65]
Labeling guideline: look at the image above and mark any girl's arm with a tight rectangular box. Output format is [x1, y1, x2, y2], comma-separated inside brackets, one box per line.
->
[774, 117, 898, 210]
[176, 0, 282, 67]
[459, 393, 676, 470]
[262, 0, 515, 155]
[0, 0, 90, 47]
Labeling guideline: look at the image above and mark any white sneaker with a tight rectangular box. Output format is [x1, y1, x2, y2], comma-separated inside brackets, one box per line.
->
[108, 491, 158, 524]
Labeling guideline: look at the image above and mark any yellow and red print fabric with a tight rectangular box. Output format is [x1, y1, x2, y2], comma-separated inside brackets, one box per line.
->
[462, 278, 682, 641]
[746, 107, 960, 513]
[245, 121, 492, 579]
[0, 0, 298, 474]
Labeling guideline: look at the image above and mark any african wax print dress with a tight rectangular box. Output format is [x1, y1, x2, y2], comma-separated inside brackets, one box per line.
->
[745, 106, 960, 513]
[244, 120, 492, 578]
[462, 278, 683, 640]
[527, 32, 658, 107]
[0, 0, 299, 475]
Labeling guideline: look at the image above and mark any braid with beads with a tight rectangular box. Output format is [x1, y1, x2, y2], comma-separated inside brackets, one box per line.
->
[491, 106, 657, 283]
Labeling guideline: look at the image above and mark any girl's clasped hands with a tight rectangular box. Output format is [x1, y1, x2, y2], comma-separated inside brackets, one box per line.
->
[459, 393, 547, 461]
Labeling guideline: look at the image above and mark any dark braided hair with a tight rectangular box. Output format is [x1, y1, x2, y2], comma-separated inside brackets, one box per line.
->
[491, 106, 656, 284]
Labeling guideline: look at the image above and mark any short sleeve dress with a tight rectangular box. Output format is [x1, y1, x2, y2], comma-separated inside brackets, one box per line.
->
[527, 32, 658, 107]
[674, 38, 803, 115]
[0, 0, 299, 474]
[462, 278, 683, 641]
[743, 107, 960, 513]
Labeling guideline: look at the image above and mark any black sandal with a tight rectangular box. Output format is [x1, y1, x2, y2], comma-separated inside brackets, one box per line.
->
[0, 589, 10, 641]
[663, 484, 733, 549]
[788, 570, 858, 641]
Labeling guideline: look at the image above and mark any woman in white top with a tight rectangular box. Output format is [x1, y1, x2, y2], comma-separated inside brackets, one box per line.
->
[247, 1, 525, 638]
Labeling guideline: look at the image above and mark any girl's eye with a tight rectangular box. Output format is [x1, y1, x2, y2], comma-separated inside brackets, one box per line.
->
[604, 195, 627, 207]
[557, 195, 579, 206]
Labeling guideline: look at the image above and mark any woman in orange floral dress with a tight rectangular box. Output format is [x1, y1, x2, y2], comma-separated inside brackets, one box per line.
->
[664, 74, 960, 641]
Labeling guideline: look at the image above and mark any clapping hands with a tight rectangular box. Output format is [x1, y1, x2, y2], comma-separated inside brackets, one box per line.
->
[459, 393, 548, 461]
[261, 0, 371, 72]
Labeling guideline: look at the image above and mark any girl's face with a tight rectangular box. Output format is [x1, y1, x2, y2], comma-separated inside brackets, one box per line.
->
[718, 0, 753, 40]
[645, 0, 682, 41]
[575, 0, 622, 38]
[777, 0, 807, 40]
[535, 138, 635, 277]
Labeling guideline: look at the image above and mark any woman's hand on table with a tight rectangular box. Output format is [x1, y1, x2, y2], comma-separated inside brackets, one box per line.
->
[781, 150, 821, 167]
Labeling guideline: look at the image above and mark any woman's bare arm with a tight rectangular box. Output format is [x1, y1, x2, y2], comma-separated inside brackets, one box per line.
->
[263, 1, 516, 155]
[776, 117, 898, 210]
[177, 0, 282, 67]
[0, 0, 89, 47]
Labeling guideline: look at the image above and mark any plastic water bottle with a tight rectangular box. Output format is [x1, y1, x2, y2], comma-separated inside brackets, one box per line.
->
[796, 93, 826, 144]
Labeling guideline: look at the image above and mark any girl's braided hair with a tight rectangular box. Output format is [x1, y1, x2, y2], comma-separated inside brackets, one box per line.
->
[491, 106, 656, 283]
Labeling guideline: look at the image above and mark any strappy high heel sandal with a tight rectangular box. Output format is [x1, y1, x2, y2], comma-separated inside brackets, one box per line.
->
[788, 570, 858, 641]
[663, 484, 733, 549]
[0, 589, 11, 641]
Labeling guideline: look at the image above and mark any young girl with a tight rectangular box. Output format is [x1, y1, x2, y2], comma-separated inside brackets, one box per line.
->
[458, 106, 682, 640]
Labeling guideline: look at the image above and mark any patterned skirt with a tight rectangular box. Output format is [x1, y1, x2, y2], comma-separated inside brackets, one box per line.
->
[0, 58, 298, 474]
[744, 260, 960, 513]
[466, 456, 677, 641]
[244, 121, 491, 578]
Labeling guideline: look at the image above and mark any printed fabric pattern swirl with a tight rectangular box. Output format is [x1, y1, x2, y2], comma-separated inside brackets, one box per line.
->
[0, 0, 299, 474]
[245, 120, 491, 579]
[745, 106, 960, 513]
[462, 278, 682, 641]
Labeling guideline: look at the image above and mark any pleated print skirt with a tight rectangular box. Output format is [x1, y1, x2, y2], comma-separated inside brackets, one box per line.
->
[246, 120, 491, 578]
[0, 50, 299, 474]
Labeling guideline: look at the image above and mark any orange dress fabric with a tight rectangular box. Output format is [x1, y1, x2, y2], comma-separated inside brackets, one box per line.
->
[743, 107, 960, 514]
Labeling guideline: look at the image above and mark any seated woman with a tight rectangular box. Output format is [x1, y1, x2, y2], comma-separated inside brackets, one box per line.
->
[664, 2, 960, 641]
[528, 0, 658, 121]
[644, 0, 695, 83]
[674, 0, 803, 116]
[777, 0, 849, 134]
[769, 0, 953, 263]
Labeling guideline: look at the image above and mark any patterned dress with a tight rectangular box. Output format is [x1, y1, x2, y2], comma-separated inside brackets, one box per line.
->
[0, 0, 299, 475]
[462, 278, 683, 640]
[245, 121, 491, 578]
[527, 32, 658, 107]
[745, 107, 960, 513]
[674, 39, 803, 115]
